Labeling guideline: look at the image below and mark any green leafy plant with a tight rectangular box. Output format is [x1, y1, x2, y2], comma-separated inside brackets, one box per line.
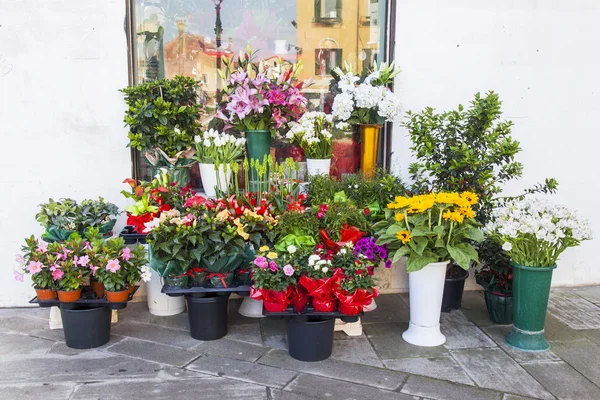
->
[93, 237, 147, 292]
[251, 246, 304, 292]
[375, 192, 483, 272]
[274, 210, 319, 251]
[16, 236, 56, 290]
[120, 75, 202, 166]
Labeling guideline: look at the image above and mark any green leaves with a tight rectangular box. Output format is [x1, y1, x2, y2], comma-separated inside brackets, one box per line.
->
[447, 243, 479, 270]
[406, 255, 439, 272]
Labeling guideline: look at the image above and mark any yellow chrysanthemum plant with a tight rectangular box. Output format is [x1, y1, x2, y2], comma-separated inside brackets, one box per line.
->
[375, 191, 484, 272]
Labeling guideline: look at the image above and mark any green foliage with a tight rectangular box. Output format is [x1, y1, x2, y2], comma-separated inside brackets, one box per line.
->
[93, 238, 147, 292]
[251, 247, 306, 292]
[306, 174, 343, 206]
[120, 76, 202, 157]
[274, 210, 320, 248]
[318, 203, 371, 240]
[330, 245, 377, 294]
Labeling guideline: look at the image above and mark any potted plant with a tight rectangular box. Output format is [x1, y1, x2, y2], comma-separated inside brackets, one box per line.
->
[92, 237, 148, 302]
[485, 198, 592, 351]
[404, 91, 558, 311]
[475, 238, 513, 324]
[46, 236, 89, 302]
[331, 61, 402, 178]
[250, 246, 300, 312]
[120, 75, 203, 186]
[375, 192, 483, 346]
[216, 47, 308, 189]
[15, 236, 57, 300]
[36, 197, 119, 242]
[286, 111, 334, 176]
[193, 128, 246, 196]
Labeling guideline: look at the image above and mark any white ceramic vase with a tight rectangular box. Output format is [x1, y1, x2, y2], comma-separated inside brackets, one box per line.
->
[199, 163, 232, 197]
[402, 260, 448, 347]
[306, 158, 331, 176]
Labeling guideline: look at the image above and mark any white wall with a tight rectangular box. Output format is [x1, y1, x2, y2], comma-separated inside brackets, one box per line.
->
[391, 0, 600, 287]
[0, 0, 131, 306]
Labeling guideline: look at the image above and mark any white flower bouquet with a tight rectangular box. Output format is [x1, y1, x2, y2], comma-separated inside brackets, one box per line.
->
[286, 112, 334, 159]
[193, 129, 246, 164]
[485, 198, 593, 267]
[331, 62, 402, 125]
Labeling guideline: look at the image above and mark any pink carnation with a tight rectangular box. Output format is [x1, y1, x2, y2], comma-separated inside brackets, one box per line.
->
[269, 261, 278, 272]
[253, 256, 268, 269]
[283, 264, 294, 277]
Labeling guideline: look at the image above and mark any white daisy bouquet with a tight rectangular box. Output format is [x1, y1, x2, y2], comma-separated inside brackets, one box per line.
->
[331, 61, 402, 125]
[285, 112, 334, 159]
[193, 129, 246, 164]
[485, 198, 592, 267]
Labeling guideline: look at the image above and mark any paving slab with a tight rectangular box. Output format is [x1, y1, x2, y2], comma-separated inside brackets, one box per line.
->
[548, 290, 600, 329]
[451, 348, 554, 400]
[364, 322, 449, 359]
[550, 339, 600, 387]
[148, 312, 190, 331]
[0, 353, 171, 384]
[48, 336, 124, 356]
[186, 353, 297, 388]
[260, 318, 287, 337]
[400, 375, 502, 400]
[543, 314, 587, 342]
[111, 320, 199, 348]
[0, 383, 75, 400]
[229, 298, 264, 325]
[570, 287, 600, 304]
[582, 329, 600, 346]
[523, 361, 600, 400]
[0, 331, 54, 357]
[269, 388, 319, 400]
[459, 291, 495, 328]
[441, 312, 497, 350]
[502, 395, 536, 400]
[0, 316, 48, 334]
[361, 294, 410, 324]
[257, 349, 405, 390]
[117, 302, 153, 324]
[483, 325, 561, 364]
[383, 356, 474, 386]
[106, 337, 199, 367]
[330, 336, 384, 367]
[225, 323, 263, 346]
[192, 337, 266, 362]
[264, 334, 287, 350]
[283, 373, 416, 400]
[71, 377, 268, 400]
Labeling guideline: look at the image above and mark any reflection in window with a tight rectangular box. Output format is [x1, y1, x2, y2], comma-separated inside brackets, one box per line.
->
[315, 0, 342, 24]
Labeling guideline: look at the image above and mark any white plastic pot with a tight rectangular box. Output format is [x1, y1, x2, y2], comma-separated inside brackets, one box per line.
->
[402, 260, 448, 347]
[146, 268, 185, 316]
[199, 163, 232, 197]
[306, 158, 331, 176]
[238, 297, 265, 318]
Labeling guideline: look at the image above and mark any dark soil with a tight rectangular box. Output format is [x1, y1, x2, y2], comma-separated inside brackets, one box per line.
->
[446, 264, 468, 279]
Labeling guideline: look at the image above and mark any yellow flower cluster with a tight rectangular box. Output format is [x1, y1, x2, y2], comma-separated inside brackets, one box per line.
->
[387, 191, 478, 222]
[396, 230, 412, 244]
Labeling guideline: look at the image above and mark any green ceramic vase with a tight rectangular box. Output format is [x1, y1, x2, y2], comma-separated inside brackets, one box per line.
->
[505, 261, 556, 351]
[245, 130, 271, 192]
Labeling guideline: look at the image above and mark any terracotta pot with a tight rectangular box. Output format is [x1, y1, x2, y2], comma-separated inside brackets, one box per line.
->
[35, 288, 57, 301]
[91, 282, 105, 299]
[127, 285, 136, 296]
[106, 289, 130, 303]
[57, 289, 82, 303]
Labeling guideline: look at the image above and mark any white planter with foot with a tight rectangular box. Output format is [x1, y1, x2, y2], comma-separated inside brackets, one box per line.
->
[147, 268, 185, 316]
[402, 260, 448, 347]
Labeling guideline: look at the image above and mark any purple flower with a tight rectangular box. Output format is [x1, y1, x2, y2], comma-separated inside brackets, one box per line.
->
[266, 88, 287, 106]
[252, 73, 269, 87]
[283, 264, 294, 277]
[385, 260, 392, 269]
[229, 71, 248, 85]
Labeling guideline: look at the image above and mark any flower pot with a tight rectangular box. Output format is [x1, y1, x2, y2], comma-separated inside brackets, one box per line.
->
[35, 288, 57, 301]
[441, 267, 469, 312]
[208, 273, 234, 288]
[235, 269, 251, 285]
[60, 304, 111, 349]
[147, 268, 185, 316]
[91, 282, 105, 299]
[402, 260, 448, 347]
[245, 130, 271, 191]
[505, 262, 556, 351]
[331, 131, 360, 179]
[199, 163, 232, 197]
[313, 298, 338, 312]
[238, 297, 265, 318]
[164, 274, 190, 288]
[127, 285, 135, 296]
[57, 289, 82, 303]
[186, 294, 230, 341]
[484, 290, 513, 325]
[287, 317, 335, 362]
[306, 158, 331, 176]
[106, 289, 130, 303]
[359, 124, 382, 178]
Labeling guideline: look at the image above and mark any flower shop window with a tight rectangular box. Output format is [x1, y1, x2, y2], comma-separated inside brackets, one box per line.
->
[127, 0, 392, 181]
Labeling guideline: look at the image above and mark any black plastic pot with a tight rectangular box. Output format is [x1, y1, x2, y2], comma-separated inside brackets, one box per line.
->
[187, 294, 230, 341]
[60, 305, 111, 349]
[484, 290, 513, 324]
[287, 317, 335, 362]
[442, 268, 469, 312]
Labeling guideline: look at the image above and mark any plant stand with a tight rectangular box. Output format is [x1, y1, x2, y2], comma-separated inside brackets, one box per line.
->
[334, 318, 362, 336]
[403, 261, 448, 347]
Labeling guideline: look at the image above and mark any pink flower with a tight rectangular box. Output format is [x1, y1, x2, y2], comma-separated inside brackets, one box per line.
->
[78, 255, 90, 267]
[89, 264, 99, 277]
[253, 256, 268, 269]
[26, 261, 43, 274]
[266, 88, 287, 105]
[283, 264, 294, 277]
[272, 108, 287, 129]
[37, 241, 48, 253]
[15, 254, 25, 265]
[106, 259, 121, 273]
[122, 248, 131, 261]
[84, 241, 92, 250]
[50, 264, 60, 272]
[252, 73, 269, 87]
[73, 255, 79, 266]
[52, 269, 64, 281]
[13, 271, 24, 282]
[269, 261, 278, 272]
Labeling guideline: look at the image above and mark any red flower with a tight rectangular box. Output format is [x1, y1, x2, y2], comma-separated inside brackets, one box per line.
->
[356, 269, 363, 275]
[363, 207, 371, 217]
[123, 178, 136, 187]
[184, 195, 207, 208]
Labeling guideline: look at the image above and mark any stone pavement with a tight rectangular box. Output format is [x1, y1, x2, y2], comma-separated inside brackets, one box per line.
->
[2, 287, 600, 400]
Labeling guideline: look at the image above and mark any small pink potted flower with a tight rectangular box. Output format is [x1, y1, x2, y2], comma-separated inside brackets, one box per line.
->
[16, 236, 56, 300]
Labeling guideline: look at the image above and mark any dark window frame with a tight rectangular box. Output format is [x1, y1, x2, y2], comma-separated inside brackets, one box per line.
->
[314, 0, 342, 25]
